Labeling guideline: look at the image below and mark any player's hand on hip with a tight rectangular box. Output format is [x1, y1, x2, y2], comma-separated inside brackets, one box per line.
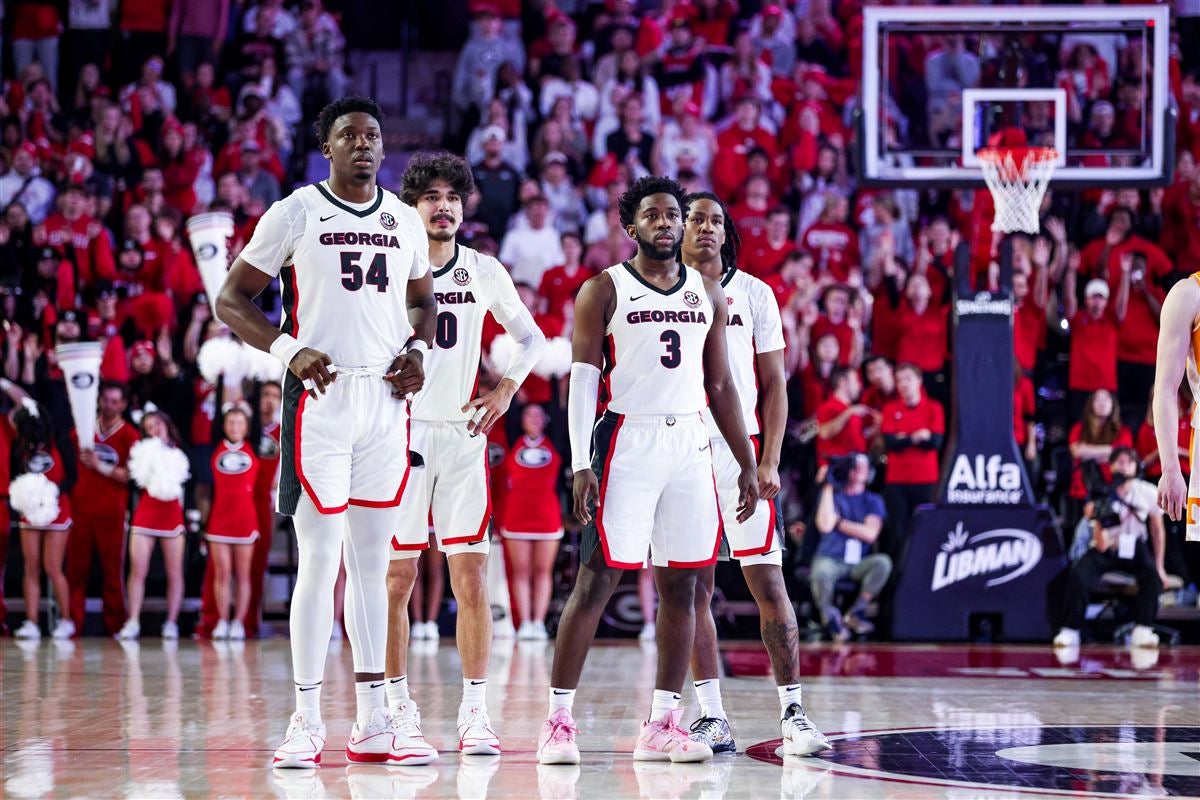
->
[463, 379, 516, 436]
[756, 460, 781, 501]
[735, 466, 760, 523]
[573, 469, 599, 525]
[291, 348, 335, 397]
[1157, 470, 1187, 521]
[385, 352, 425, 399]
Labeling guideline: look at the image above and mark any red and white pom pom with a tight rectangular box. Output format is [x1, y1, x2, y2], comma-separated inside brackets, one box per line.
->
[533, 336, 573, 379]
[9, 473, 60, 528]
[128, 438, 191, 501]
[197, 337, 247, 385]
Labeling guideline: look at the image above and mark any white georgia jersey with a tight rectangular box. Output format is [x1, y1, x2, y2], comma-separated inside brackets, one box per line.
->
[239, 181, 430, 367]
[603, 262, 713, 416]
[702, 268, 786, 437]
[412, 244, 534, 422]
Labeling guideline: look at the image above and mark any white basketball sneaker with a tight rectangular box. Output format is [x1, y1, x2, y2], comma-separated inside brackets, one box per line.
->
[14, 619, 40, 640]
[229, 620, 246, 640]
[458, 705, 501, 755]
[50, 618, 75, 639]
[116, 619, 140, 640]
[212, 619, 230, 639]
[387, 703, 438, 765]
[273, 711, 326, 768]
[780, 704, 832, 756]
[1052, 628, 1080, 648]
[161, 621, 179, 639]
[346, 708, 395, 764]
[1130, 625, 1160, 649]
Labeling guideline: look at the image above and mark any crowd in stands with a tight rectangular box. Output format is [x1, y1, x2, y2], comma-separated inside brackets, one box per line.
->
[0, 0, 1198, 641]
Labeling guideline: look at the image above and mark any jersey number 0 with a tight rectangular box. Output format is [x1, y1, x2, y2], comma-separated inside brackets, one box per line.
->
[340, 252, 390, 292]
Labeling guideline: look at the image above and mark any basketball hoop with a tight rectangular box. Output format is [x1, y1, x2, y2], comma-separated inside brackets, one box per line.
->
[977, 146, 1059, 235]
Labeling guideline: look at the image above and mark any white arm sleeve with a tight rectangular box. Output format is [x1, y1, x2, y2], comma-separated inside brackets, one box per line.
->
[489, 264, 546, 386]
[568, 362, 601, 473]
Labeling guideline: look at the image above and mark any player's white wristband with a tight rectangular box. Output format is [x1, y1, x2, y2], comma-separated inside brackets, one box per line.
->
[270, 334, 307, 369]
[404, 340, 429, 358]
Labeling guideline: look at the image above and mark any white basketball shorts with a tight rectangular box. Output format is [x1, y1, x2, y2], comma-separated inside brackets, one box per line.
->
[712, 437, 784, 566]
[582, 411, 721, 569]
[390, 420, 492, 559]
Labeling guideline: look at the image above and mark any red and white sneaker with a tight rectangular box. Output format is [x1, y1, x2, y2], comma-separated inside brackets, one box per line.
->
[537, 708, 581, 765]
[457, 705, 501, 755]
[272, 711, 326, 769]
[634, 708, 713, 763]
[346, 708, 395, 764]
[388, 703, 439, 765]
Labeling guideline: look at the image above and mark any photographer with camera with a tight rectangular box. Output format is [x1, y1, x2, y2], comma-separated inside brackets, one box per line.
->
[1054, 446, 1168, 651]
[811, 453, 892, 641]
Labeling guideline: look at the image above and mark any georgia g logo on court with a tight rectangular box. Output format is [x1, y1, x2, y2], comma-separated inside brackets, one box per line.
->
[683, 291, 702, 309]
[379, 212, 398, 231]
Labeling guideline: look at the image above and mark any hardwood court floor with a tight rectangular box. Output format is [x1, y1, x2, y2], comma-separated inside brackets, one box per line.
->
[2, 637, 1197, 798]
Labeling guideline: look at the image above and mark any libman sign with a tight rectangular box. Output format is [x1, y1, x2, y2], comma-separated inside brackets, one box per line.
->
[931, 523, 1044, 592]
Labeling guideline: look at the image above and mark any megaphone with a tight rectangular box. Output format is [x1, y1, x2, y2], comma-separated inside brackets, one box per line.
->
[56, 341, 104, 450]
[186, 212, 236, 316]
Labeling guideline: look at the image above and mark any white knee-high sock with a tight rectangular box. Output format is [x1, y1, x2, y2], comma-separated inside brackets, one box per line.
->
[290, 496, 347, 720]
[343, 504, 401, 674]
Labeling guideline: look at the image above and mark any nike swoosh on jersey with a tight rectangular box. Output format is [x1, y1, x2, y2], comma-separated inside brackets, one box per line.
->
[320, 214, 338, 222]
[630, 294, 647, 302]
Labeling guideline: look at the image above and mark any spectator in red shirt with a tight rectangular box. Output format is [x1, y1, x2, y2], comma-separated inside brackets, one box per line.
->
[12, 2, 62, 93]
[1011, 237, 1053, 375]
[895, 275, 949, 403]
[727, 173, 773, 244]
[912, 216, 959, 306]
[713, 95, 778, 200]
[1067, 389, 1133, 523]
[861, 355, 897, 413]
[741, 205, 796, 279]
[1063, 250, 1129, 421]
[800, 194, 859, 283]
[816, 366, 877, 467]
[67, 382, 140, 635]
[764, 249, 813, 311]
[795, 331, 839, 419]
[810, 283, 861, 367]
[881, 363, 945, 546]
[1161, 167, 1200, 274]
[38, 182, 117, 299]
[1137, 385, 1191, 482]
[157, 119, 204, 216]
[537, 231, 592, 319]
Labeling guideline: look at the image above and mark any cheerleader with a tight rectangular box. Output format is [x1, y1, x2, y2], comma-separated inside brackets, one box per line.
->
[7, 386, 76, 640]
[500, 404, 564, 641]
[205, 404, 259, 639]
[119, 409, 191, 640]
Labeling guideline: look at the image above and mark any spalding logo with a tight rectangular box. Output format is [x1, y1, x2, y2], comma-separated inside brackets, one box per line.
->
[516, 445, 552, 468]
[931, 523, 1043, 592]
[198, 242, 219, 261]
[27, 451, 54, 473]
[216, 450, 253, 474]
[71, 373, 95, 389]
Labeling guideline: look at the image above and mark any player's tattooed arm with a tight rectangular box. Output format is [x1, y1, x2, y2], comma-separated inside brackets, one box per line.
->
[218, 257, 335, 395]
[701, 275, 759, 522]
[568, 273, 614, 524]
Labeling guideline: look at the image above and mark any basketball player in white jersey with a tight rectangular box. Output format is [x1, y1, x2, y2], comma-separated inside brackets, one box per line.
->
[216, 96, 438, 768]
[680, 192, 830, 757]
[537, 176, 759, 765]
[1152, 272, 1200, 543]
[382, 152, 546, 759]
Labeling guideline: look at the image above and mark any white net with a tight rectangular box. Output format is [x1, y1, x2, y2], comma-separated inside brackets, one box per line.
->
[977, 147, 1058, 235]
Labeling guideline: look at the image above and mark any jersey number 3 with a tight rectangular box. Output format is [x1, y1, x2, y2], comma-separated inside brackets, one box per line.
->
[660, 330, 681, 369]
[340, 252, 390, 292]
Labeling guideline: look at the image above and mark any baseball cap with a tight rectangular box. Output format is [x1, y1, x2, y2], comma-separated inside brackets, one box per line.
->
[241, 139, 262, 152]
[1084, 279, 1110, 299]
[481, 125, 507, 143]
[542, 150, 568, 166]
[763, 4, 784, 18]
[131, 340, 156, 359]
